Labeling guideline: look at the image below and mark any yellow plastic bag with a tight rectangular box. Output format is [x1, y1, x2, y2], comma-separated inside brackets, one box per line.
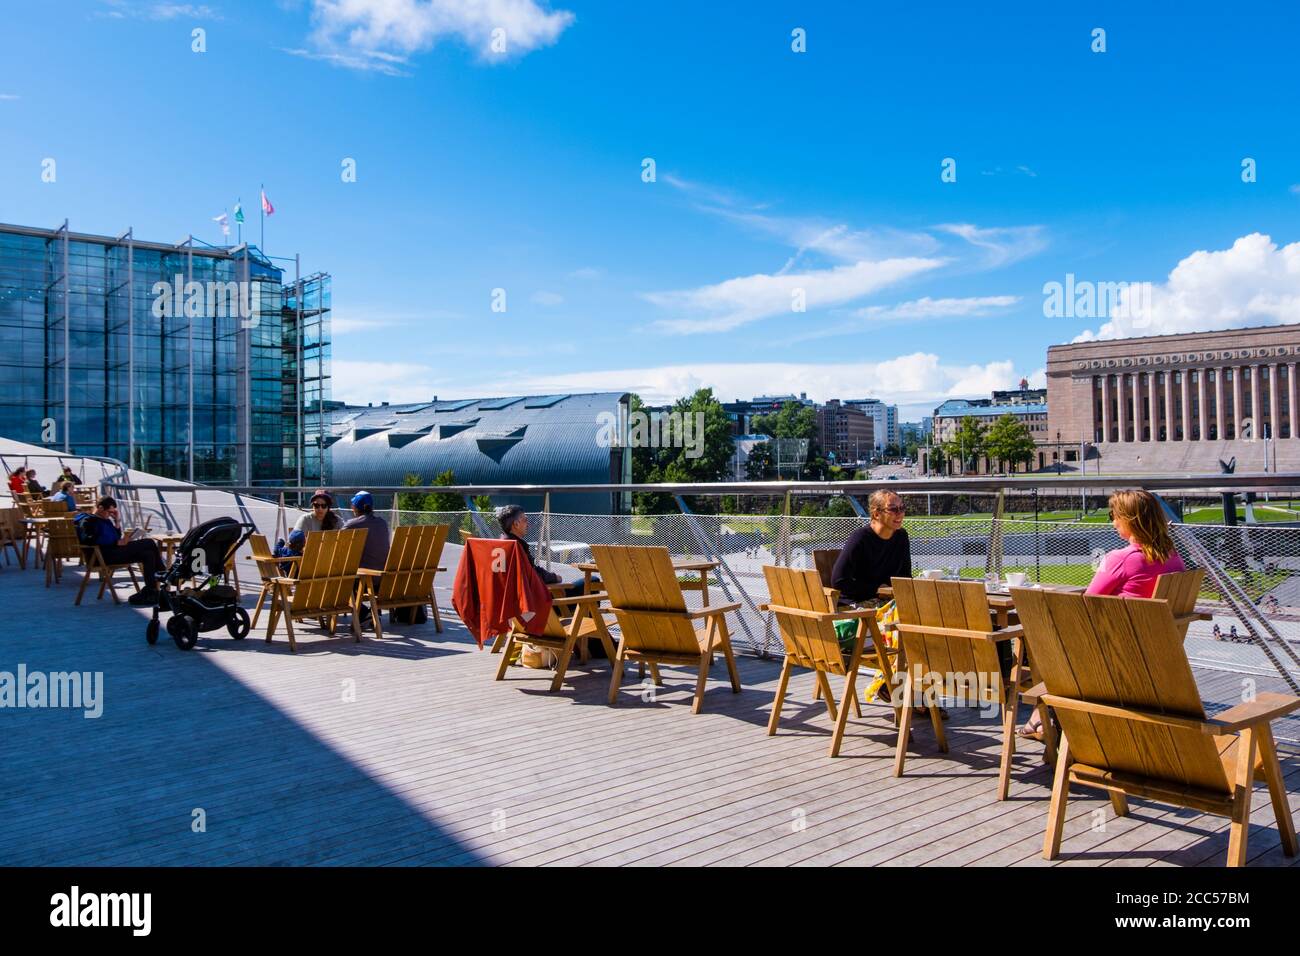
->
[862, 600, 898, 702]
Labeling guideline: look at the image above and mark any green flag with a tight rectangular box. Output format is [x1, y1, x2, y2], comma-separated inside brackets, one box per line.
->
[233, 201, 244, 224]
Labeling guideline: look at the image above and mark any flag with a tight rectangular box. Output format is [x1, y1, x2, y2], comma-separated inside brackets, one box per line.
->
[233, 201, 244, 224]
[212, 212, 230, 237]
[261, 190, 274, 216]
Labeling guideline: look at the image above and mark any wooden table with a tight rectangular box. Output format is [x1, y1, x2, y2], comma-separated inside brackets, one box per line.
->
[151, 531, 186, 566]
[573, 557, 720, 603]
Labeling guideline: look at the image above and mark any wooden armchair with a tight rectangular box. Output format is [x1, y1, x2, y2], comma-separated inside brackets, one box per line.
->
[1013, 586, 1299, 866]
[591, 544, 741, 713]
[76, 540, 143, 606]
[356, 523, 450, 638]
[263, 529, 367, 652]
[891, 576, 1029, 800]
[42, 517, 80, 587]
[762, 564, 899, 757]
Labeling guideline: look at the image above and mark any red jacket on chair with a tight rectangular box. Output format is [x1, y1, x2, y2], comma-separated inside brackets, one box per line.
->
[452, 538, 554, 648]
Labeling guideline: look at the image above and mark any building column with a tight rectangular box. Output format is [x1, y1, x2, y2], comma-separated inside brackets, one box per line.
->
[1251, 364, 1262, 439]
[1233, 366, 1244, 439]
[1100, 375, 1111, 442]
[1197, 368, 1207, 441]
[1130, 373, 1140, 442]
[1269, 362, 1280, 440]
[1145, 372, 1156, 441]
[1161, 372, 1172, 440]
[1180, 369, 1190, 440]
[1215, 366, 1225, 440]
[1289, 362, 1298, 440]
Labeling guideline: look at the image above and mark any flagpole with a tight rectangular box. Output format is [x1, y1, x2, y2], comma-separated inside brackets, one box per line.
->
[237, 197, 242, 245]
[260, 183, 265, 251]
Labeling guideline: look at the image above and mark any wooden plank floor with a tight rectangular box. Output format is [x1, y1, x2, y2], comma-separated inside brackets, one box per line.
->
[1, 563, 1297, 867]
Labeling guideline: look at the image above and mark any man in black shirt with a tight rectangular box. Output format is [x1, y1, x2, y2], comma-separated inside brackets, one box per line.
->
[831, 489, 911, 603]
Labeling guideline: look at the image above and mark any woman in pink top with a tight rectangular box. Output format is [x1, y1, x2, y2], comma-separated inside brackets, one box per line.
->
[1019, 489, 1186, 737]
[1085, 489, 1186, 597]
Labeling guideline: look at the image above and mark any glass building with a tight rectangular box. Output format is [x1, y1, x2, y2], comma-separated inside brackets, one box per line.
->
[0, 221, 331, 487]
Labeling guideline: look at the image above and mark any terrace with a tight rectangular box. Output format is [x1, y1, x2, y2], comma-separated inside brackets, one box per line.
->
[3, 461, 1299, 867]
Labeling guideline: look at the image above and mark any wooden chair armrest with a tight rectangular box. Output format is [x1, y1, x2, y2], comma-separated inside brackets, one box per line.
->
[253, 554, 300, 564]
[897, 623, 1023, 642]
[356, 568, 383, 577]
[1040, 693, 1214, 734]
[270, 577, 300, 586]
[552, 591, 608, 607]
[546, 583, 571, 595]
[1020, 680, 1047, 703]
[686, 602, 741, 620]
[1207, 692, 1300, 734]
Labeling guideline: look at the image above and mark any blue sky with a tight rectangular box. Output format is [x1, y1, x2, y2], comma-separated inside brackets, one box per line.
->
[3, 0, 1300, 420]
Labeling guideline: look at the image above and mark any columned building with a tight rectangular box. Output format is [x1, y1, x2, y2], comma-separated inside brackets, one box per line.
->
[1046, 325, 1300, 473]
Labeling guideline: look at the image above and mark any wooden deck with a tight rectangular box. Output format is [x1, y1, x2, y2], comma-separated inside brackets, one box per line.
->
[1, 564, 1298, 867]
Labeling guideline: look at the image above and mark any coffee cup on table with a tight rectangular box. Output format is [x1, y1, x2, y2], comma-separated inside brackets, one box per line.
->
[920, 569, 944, 580]
[1006, 571, 1028, 588]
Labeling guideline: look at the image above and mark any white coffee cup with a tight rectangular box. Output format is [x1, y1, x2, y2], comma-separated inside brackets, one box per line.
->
[1006, 571, 1028, 588]
[921, 568, 944, 580]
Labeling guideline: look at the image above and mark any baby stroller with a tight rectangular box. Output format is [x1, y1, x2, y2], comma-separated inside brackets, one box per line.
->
[146, 516, 256, 650]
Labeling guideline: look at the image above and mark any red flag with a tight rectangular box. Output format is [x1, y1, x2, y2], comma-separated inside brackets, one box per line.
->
[260, 190, 275, 216]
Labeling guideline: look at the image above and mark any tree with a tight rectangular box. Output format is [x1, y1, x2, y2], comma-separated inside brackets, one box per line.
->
[983, 413, 1036, 473]
[396, 472, 428, 515]
[629, 388, 734, 514]
[745, 441, 774, 481]
[426, 469, 466, 513]
[941, 416, 987, 474]
[752, 402, 816, 440]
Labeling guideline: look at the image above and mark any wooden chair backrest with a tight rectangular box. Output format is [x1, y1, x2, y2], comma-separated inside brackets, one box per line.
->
[44, 518, 81, 561]
[249, 533, 278, 584]
[377, 523, 449, 603]
[891, 577, 1003, 704]
[1011, 588, 1228, 793]
[290, 529, 367, 615]
[0, 508, 22, 538]
[1153, 568, 1204, 618]
[591, 544, 698, 657]
[22, 500, 47, 518]
[74, 488, 96, 506]
[811, 548, 841, 590]
[764, 564, 846, 675]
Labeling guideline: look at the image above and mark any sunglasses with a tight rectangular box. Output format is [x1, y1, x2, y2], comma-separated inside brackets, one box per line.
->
[311, 502, 329, 510]
[882, 505, 905, 515]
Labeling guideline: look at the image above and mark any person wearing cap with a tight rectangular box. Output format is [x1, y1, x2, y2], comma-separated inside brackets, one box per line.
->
[343, 491, 390, 571]
[293, 490, 342, 534]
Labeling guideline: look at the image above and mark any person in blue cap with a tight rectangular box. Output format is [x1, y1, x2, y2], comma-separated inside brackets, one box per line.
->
[343, 490, 390, 571]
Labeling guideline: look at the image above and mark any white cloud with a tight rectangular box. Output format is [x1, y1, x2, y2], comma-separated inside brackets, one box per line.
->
[331, 359, 437, 405]
[530, 290, 564, 306]
[0, 94, 20, 101]
[1073, 233, 1300, 341]
[97, 1, 221, 19]
[935, 223, 1047, 268]
[567, 266, 602, 280]
[330, 306, 463, 335]
[281, 46, 411, 76]
[648, 175, 1044, 335]
[644, 257, 944, 335]
[855, 295, 1020, 321]
[307, 0, 574, 67]
[1027, 367, 1047, 389]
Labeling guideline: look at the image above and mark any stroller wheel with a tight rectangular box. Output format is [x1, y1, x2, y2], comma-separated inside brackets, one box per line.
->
[227, 607, 251, 640]
[146, 618, 160, 645]
[167, 615, 198, 651]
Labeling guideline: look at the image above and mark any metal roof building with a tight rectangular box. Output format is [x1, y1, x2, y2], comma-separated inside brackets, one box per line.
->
[326, 392, 632, 514]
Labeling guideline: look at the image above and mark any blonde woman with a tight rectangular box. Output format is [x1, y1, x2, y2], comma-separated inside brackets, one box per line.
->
[1019, 489, 1185, 738]
[1085, 489, 1186, 597]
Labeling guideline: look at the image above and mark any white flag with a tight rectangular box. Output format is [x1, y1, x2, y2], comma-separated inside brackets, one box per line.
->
[212, 212, 230, 237]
